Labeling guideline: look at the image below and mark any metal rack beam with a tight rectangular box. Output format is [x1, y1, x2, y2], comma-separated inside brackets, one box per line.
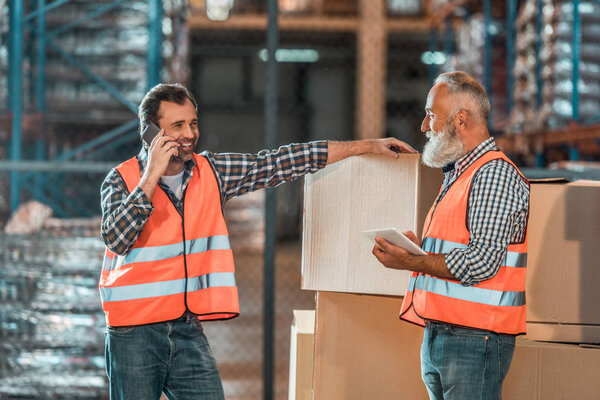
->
[188, 13, 431, 33]
[7, 0, 163, 214]
[506, 0, 516, 117]
[535, 0, 543, 109]
[9, 0, 24, 214]
[572, 0, 581, 123]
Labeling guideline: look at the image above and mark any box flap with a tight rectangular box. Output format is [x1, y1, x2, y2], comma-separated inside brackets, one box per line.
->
[292, 310, 315, 334]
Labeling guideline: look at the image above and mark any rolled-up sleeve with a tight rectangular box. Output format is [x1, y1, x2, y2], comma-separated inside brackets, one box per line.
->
[100, 168, 154, 256]
[445, 160, 529, 286]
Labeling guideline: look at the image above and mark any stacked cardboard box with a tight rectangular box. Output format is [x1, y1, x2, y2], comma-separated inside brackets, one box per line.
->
[525, 180, 600, 343]
[312, 292, 428, 400]
[294, 154, 600, 399]
[291, 294, 600, 400]
[504, 339, 600, 399]
[301, 154, 442, 296]
[294, 154, 441, 399]
[504, 179, 600, 399]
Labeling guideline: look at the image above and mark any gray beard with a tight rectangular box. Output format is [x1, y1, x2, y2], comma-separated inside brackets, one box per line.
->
[422, 126, 465, 168]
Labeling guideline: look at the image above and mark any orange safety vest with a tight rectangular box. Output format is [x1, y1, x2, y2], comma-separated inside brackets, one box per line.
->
[99, 154, 239, 327]
[400, 150, 528, 335]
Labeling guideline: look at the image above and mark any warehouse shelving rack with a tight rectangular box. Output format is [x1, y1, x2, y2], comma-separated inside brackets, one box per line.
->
[4, 0, 163, 214]
[502, 0, 600, 166]
[426, 0, 600, 166]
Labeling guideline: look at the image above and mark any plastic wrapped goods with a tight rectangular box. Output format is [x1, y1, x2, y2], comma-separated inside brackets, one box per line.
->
[0, 235, 108, 399]
[444, 15, 508, 130]
[507, 0, 600, 133]
[538, 0, 600, 128]
[507, 0, 543, 134]
[0, 1, 8, 109]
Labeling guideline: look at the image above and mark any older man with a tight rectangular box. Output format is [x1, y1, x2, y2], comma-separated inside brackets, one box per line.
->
[373, 71, 529, 400]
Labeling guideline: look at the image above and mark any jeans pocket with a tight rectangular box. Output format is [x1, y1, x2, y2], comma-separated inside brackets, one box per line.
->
[497, 336, 516, 383]
[447, 325, 490, 340]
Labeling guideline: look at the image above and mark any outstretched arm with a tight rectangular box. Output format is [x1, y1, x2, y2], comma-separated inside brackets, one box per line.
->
[208, 138, 416, 203]
[326, 138, 416, 165]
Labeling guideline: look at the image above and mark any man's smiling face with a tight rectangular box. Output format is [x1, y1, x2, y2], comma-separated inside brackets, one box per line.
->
[156, 98, 199, 163]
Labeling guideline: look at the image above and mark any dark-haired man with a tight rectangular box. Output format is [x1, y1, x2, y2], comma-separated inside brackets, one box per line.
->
[373, 71, 530, 400]
[99, 83, 416, 399]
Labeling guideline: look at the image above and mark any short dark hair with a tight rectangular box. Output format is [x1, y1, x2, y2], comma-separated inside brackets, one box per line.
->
[138, 83, 198, 138]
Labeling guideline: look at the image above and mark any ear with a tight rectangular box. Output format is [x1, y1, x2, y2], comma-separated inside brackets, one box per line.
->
[454, 109, 468, 131]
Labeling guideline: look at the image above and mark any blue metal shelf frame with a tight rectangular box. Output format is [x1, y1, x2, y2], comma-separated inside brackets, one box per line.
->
[8, 0, 24, 216]
[506, 0, 516, 117]
[572, 0, 581, 124]
[7, 0, 163, 214]
[483, 0, 492, 110]
[535, 0, 543, 109]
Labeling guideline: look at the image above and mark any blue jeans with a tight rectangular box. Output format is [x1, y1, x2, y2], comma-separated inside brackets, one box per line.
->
[421, 322, 516, 400]
[105, 317, 225, 400]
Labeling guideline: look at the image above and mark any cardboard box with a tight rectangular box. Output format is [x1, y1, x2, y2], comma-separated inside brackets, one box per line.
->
[504, 339, 600, 399]
[311, 293, 600, 400]
[288, 310, 316, 400]
[525, 180, 600, 343]
[302, 154, 442, 296]
[312, 292, 428, 400]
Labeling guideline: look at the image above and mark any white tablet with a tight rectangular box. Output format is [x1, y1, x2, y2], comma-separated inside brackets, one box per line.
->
[362, 227, 427, 256]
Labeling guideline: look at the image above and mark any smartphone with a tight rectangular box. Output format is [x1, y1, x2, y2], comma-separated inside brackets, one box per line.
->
[141, 121, 162, 147]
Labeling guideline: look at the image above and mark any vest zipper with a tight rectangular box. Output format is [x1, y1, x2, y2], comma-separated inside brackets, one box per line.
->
[160, 184, 190, 317]
[180, 194, 190, 314]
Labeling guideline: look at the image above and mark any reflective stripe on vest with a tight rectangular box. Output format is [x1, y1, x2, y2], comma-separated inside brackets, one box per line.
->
[99, 154, 239, 327]
[100, 272, 237, 302]
[422, 237, 527, 269]
[407, 275, 525, 307]
[103, 235, 231, 271]
[399, 150, 528, 335]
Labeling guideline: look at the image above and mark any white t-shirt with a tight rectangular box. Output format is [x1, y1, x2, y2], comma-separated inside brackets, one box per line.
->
[160, 170, 184, 200]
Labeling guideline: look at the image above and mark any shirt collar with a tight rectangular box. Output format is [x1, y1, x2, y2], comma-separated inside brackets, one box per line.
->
[453, 137, 497, 175]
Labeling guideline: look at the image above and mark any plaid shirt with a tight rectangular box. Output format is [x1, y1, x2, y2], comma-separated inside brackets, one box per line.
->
[101, 141, 328, 255]
[438, 138, 530, 286]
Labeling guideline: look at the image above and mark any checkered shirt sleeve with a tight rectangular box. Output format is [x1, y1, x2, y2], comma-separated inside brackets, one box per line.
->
[204, 141, 328, 203]
[100, 169, 154, 256]
[445, 160, 530, 286]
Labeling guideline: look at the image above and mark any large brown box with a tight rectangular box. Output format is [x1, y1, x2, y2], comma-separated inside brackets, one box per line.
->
[311, 293, 600, 400]
[312, 292, 428, 400]
[302, 154, 442, 296]
[504, 339, 600, 399]
[525, 180, 600, 343]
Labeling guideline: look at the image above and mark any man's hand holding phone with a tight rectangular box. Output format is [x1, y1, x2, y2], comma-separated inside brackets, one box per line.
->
[146, 129, 180, 178]
[139, 125, 181, 200]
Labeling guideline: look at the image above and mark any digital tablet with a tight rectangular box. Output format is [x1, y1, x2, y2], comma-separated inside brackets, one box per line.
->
[362, 227, 427, 256]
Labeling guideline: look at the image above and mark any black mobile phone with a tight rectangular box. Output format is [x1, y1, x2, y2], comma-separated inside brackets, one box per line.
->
[141, 121, 162, 147]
